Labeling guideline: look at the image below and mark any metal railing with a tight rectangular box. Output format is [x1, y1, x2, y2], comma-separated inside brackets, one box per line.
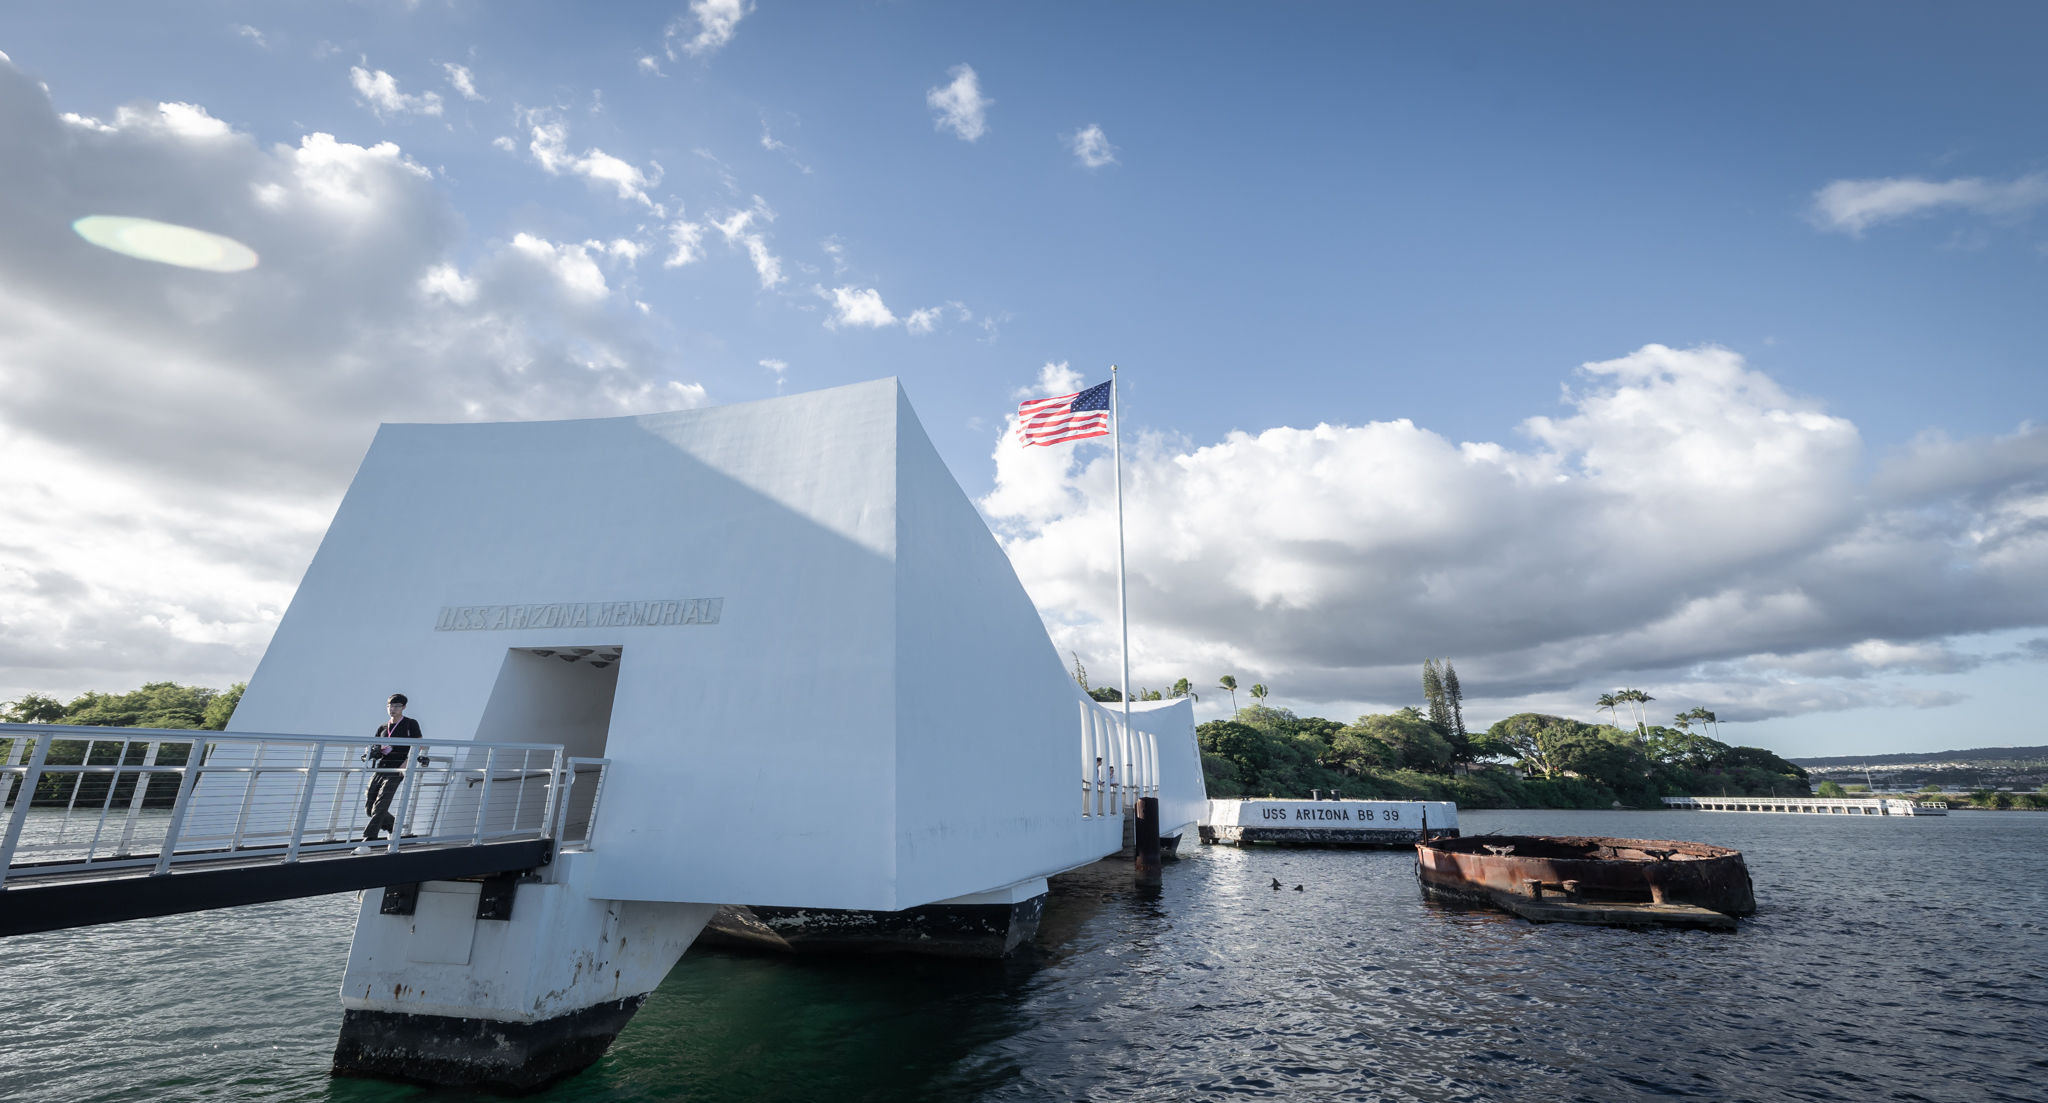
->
[1661, 796, 1931, 816]
[1, 724, 612, 885]
[1077, 703, 1158, 819]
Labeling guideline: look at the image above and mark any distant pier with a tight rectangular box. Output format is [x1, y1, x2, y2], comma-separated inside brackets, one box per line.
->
[1201, 798, 1458, 846]
[1663, 796, 1945, 816]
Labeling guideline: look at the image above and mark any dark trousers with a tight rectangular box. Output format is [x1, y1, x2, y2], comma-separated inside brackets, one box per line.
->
[364, 772, 403, 839]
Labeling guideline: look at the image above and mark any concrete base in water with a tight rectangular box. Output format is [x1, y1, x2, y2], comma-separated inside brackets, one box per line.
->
[331, 868, 715, 1090]
[1203, 825, 1461, 847]
[332, 997, 644, 1092]
[700, 878, 1048, 958]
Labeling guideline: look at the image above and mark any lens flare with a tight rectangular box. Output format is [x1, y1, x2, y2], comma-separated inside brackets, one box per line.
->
[72, 215, 259, 273]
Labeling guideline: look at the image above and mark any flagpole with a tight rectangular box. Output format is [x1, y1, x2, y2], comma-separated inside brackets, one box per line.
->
[1111, 365, 1131, 793]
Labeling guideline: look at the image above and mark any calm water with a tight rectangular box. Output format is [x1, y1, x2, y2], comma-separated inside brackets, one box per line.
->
[3, 809, 2043, 1102]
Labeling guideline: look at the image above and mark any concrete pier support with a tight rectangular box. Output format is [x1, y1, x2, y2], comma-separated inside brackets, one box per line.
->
[331, 875, 715, 1091]
[700, 877, 1049, 958]
[1134, 797, 1162, 883]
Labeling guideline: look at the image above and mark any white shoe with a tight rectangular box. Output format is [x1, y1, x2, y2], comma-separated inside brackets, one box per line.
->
[352, 844, 374, 855]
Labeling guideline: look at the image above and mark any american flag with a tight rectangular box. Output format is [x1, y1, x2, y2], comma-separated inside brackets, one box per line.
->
[1016, 380, 1112, 447]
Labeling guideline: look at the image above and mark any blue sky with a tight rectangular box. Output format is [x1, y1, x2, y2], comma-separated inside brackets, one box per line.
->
[1, 2, 2044, 757]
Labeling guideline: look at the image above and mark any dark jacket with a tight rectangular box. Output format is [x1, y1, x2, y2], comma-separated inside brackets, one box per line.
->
[370, 716, 423, 768]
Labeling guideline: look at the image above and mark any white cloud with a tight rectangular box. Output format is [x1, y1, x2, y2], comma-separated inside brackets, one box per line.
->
[760, 121, 813, 174]
[233, 25, 267, 49]
[711, 199, 783, 288]
[506, 233, 610, 301]
[1809, 173, 2048, 236]
[926, 64, 990, 142]
[443, 63, 485, 102]
[822, 286, 896, 329]
[981, 345, 2048, 727]
[521, 108, 662, 211]
[666, 0, 753, 60]
[758, 358, 787, 376]
[664, 213, 707, 268]
[417, 262, 477, 304]
[637, 55, 664, 76]
[0, 58, 706, 701]
[905, 300, 973, 335]
[349, 66, 444, 119]
[1067, 123, 1116, 168]
[491, 135, 515, 152]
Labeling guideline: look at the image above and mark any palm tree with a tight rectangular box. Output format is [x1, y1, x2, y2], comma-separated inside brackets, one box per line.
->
[1695, 707, 1719, 739]
[1218, 675, 1238, 711]
[1618, 688, 1653, 735]
[1673, 711, 1693, 732]
[1249, 683, 1269, 705]
[1596, 692, 1621, 728]
[1169, 677, 1199, 702]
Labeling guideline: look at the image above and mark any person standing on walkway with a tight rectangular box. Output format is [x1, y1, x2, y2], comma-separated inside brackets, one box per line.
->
[363, 693, 422, 842]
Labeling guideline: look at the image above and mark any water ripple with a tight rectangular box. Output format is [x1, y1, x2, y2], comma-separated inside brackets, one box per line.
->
[3, 810, 2044, 1102]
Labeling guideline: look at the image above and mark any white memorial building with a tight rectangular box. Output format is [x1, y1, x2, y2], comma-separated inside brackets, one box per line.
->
[228, 379, 1206, 1087]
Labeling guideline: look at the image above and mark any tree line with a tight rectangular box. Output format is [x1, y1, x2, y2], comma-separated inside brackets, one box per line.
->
[1165, 662, 1812, 810]
[1, 682, 243, 806]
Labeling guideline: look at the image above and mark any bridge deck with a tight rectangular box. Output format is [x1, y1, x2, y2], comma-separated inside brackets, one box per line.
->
[1, 838, 551, 937]
[2, 724, 605, 938]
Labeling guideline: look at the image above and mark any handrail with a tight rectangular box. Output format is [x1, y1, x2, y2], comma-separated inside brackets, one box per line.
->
[1, 725, 613, 885]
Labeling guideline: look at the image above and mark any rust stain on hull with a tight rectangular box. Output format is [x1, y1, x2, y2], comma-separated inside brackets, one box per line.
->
[1416, 835, 1755, 927]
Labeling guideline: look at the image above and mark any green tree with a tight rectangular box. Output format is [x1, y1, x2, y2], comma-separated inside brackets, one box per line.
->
[55, 682, 218, 729]
[1817, 780, 1848, 798]
[1327, 724, 1396, 774]
[1249, 683, 1269, 705]
[1617, 688, 1654, 737]
[1595, 692, 1621, 727]
[1343, 713, 1453, 774]
[1441, 662, 1468, 757]
[1422, 660, 1449, 731]
[1198, 720, 1272, 778]
[1217, 675, 1238, 711]
[203, 683, 244, 731]
[1488, 713, 1599, 780]
[1168, 677, 1198, 701]
[3, 692, 66, 724]
[1070, 652, 1090, 691]
[1647, 727, 1730, 769]
[1088, 686, 1122, 703]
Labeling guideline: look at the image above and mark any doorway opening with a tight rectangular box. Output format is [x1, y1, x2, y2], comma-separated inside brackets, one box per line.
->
[467, 647, 623, 842]
[475, 646, 623, 759]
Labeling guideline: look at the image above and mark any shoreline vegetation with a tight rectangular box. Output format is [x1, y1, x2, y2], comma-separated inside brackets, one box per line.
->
[1088, 660, 2048, 812]
[5, 678, 2044, 812]
[1, 682, 241, 806]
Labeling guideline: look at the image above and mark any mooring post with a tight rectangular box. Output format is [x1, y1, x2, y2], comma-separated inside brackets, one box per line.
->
[1135, 796, 1161, 882]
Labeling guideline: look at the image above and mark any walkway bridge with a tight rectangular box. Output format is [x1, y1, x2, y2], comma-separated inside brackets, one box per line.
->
[0, 724, 608, 937]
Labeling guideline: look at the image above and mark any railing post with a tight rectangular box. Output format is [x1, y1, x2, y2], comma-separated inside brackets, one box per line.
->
[154, 738, 210, 874]
[115, 740, 162, 857]
[383, 749, 426, 854]
[85, 739, 137, 859]
[229, 741, 271, 851]
[284, 742, 326, 862]
[538, 748, 564, 840]
[472, 746, 497, 845]
[550, 761, 578, 842]
[1, 732, 53, 879]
